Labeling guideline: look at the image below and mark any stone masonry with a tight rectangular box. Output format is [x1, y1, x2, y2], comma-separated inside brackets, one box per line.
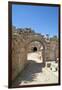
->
[12, 26, 59, 81]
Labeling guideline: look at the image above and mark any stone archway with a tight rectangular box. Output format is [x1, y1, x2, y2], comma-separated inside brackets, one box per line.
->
[25, 34, 47, 66]
[27, 41, 44, 64]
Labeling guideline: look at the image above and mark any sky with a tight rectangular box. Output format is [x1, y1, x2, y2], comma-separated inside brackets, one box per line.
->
[12, 4, 59, 37]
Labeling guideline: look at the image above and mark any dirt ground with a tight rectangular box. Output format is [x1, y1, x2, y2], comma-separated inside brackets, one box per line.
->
[12, 52, 59, 87]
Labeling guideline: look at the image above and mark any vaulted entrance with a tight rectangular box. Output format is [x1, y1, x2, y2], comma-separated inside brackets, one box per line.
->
[26, 34, 47, 66]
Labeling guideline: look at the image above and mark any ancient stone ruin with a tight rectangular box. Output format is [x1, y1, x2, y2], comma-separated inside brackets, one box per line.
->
[12, 26, 59, 81]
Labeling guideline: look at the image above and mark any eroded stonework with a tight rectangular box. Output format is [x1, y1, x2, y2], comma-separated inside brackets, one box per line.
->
[12, 26, 59, 81]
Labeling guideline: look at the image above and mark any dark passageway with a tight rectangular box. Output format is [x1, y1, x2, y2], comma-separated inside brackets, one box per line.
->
[33, 47, 37, 52]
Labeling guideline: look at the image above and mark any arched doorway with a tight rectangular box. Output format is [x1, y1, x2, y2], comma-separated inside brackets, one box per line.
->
[27, 40, 44, 64]
[25, 34, 46, 67]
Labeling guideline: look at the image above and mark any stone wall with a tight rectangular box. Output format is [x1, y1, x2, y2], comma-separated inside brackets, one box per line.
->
[49, 40, 59, 61]
[12, 31, 27, 81]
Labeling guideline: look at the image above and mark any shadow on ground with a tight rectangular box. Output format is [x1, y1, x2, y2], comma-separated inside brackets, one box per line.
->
[12, 60, 44, 87]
